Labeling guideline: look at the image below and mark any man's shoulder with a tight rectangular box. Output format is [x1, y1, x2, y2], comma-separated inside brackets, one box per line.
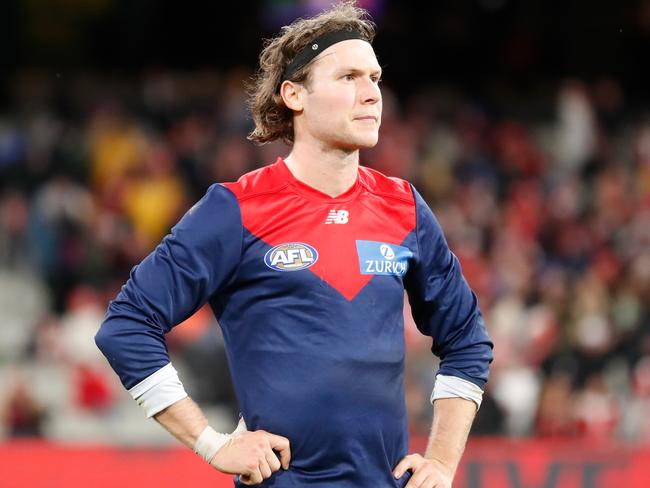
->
[221, 160, 286, 201]
[358, 165, 414, 204]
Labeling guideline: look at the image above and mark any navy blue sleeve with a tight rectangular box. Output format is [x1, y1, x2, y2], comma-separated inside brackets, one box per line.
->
[404, 186, 493, 388]
[95, 184, 242, 389]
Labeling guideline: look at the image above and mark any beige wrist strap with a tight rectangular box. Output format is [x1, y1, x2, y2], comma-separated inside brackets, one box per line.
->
[193, 426, 231, 463]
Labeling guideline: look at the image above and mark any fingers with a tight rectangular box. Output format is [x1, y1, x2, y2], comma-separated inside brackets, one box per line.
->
[244, 452, 280, 485]
[266, 432, 291, 470]
[393, 455, 416, 479]
[266, 450, 282, 472]
[259, 458, 273, 480]
[240, 468, 263, 485]
[405, 472, 432, 488]
[397, 454, 451, 488]
[239, 431, 287, 485]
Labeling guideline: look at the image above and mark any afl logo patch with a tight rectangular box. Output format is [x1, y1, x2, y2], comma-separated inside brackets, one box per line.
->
[264, 242, 319, 272]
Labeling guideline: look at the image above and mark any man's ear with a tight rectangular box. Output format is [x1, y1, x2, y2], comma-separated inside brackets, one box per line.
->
[280, 80, 304, 112]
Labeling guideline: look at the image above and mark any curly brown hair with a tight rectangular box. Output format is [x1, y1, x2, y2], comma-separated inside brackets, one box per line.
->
[247, 1, 376, 145]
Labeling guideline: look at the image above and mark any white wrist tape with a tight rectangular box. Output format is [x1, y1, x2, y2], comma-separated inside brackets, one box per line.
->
[194, 426, 232, 463]
[233, 416, 248, 435]
[431, 374, 484, 409]
[128, 363, 188, 418]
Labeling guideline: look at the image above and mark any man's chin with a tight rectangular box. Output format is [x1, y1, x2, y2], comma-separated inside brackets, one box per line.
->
[355, 133, 380, 149]
[333, 133, 379, 151]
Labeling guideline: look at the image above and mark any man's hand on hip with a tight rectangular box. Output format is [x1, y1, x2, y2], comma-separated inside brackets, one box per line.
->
[393, 453, 453, 488]
[210, 429, 291, 485]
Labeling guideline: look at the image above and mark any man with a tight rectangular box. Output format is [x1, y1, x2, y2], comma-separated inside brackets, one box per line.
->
[95, 2, 493, 487]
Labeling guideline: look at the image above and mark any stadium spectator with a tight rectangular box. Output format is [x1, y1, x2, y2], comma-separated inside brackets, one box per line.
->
[2, 373, 47, 438]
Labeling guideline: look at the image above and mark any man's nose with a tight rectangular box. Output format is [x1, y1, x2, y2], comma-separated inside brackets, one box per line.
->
[360, 77, 381, 104]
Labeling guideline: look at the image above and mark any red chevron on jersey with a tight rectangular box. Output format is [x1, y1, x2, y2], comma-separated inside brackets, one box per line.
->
[224, 158, 416, 301]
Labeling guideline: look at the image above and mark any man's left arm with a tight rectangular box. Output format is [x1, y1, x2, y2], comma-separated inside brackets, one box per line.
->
[393, 398, 476, 487]
[400, 186, 494, 487]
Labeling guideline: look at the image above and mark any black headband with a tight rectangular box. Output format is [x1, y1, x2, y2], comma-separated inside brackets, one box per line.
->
[281, 29, 369, 83]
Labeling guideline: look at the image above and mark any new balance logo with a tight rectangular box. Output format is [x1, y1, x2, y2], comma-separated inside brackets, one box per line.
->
[325, 209, 349, 224]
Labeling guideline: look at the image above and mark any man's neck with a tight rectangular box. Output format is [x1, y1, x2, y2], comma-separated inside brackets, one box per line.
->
[284, 140, 359, 198]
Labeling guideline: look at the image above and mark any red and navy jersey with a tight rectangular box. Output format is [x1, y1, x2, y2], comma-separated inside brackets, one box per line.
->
[96, 158, 493, 487]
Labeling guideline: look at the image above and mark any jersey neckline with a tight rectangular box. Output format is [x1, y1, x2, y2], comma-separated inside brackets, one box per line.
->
[274, 157, 363, 203]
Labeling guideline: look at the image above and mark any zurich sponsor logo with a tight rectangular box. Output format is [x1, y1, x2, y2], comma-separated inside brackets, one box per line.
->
[379, 244, 395, 260]
[356, 240, 413, 277]
[264, 242, 319, 272]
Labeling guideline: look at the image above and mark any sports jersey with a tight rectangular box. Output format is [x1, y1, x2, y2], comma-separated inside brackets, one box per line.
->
[96, 158, 493, 487]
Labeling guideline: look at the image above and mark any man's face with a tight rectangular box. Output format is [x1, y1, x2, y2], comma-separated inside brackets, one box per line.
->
[297, 39, 383, 151]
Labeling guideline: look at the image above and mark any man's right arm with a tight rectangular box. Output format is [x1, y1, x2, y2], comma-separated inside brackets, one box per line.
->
[95, 184, 244, 392]
[95, 184, 290, 482]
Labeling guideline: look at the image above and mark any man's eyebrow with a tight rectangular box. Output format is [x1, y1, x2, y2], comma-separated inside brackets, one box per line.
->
[336, 66, 383, 76]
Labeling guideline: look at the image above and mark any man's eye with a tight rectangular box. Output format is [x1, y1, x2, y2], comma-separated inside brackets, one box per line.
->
[343, 74, 354, 81]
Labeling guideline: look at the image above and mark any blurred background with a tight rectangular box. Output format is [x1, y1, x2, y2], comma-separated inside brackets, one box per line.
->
[1, 0, 650, 486]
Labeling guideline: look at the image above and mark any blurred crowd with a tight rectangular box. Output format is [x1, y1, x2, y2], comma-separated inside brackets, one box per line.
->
[0, 69, 649, 444]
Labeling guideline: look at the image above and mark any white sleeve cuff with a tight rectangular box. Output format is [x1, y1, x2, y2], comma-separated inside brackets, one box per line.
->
[431, 374, 484, 410]
[128, 362, 188, 418]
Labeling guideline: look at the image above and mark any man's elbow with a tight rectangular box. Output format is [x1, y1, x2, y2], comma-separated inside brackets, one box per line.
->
[95, 320, 114, 359]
